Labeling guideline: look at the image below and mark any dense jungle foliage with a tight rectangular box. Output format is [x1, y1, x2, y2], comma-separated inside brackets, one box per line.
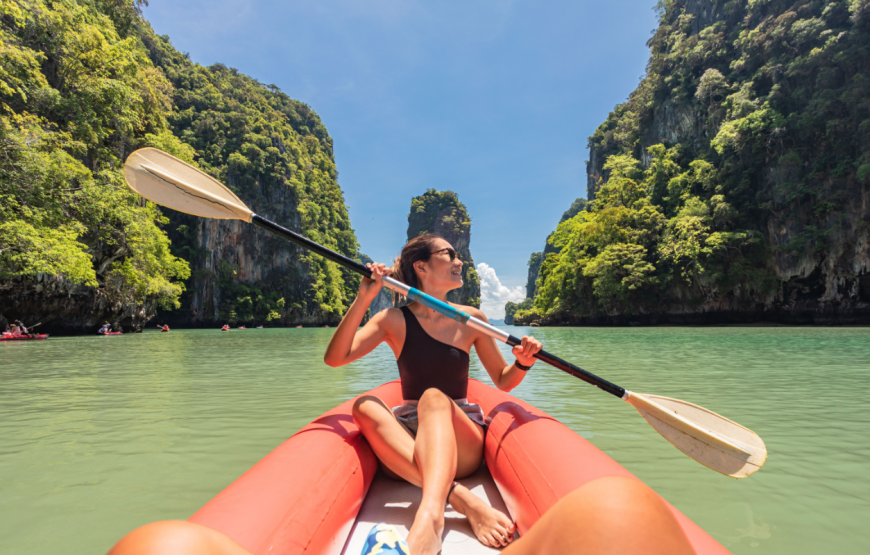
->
[0, 0, 359, 325]
[0, 0, 190, 310]
[504, 297, 532, 325]
[519, 0, 870, 322]
[524, 197, 587, 299]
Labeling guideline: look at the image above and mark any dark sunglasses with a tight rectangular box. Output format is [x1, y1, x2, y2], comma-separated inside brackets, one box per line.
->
[431, 247, 460, 261]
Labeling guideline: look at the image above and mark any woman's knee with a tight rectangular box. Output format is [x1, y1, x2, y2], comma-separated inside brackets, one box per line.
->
[417, 388, 453, 412]
[352, 395, 386, 422]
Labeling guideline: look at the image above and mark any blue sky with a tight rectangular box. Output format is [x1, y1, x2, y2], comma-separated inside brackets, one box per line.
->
[143, 0, 659, 318]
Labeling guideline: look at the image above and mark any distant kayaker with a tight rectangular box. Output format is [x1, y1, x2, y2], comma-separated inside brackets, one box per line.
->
[322, 234, 542, 554]
[99, 322, 111, 335]
[15, 320, 28, 334]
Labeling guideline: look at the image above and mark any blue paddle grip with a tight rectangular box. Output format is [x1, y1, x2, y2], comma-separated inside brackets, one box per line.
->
[406, 288, 470, 324]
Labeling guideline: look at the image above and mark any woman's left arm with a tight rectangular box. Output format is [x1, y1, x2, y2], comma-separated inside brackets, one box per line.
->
[469, 308, 542, 392]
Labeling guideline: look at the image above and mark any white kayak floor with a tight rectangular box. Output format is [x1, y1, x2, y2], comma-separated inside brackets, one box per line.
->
[340, 464, 515, 555]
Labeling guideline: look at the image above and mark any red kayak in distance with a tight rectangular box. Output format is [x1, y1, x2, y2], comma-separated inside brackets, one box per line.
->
[1, 334, 49, 341]
[98, 331, 123, 336]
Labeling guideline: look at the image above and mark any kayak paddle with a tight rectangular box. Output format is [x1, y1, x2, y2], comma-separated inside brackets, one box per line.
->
[123, 147, 767, 478]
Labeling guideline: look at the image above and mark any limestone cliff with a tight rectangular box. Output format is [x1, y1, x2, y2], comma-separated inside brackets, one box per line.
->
[0, 3, 192, 335]
[0, 6, 359, 333]
[363, 190, 481, 314]
[406, 190, 480, 307]
[144, 32, 360, 327]
[524, 0, 870, 325]
[365, 288, 392, 316]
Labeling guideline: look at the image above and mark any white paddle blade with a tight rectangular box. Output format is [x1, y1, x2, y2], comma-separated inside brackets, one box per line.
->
[124, 148, 252, 221]
[625, 392, 767, 478]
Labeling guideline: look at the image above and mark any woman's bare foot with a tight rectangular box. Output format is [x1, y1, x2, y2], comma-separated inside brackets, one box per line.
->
[407, 507, 445, 555]
[449, 485, 516, 548]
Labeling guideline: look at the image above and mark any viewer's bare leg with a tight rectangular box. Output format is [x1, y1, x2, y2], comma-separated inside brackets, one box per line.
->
[107, 521, 251, 555]
[502, 476, 696, 555]
[352, 392, 514, 549]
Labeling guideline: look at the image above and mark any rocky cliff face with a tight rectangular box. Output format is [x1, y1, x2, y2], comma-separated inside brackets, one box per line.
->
[571, 0, 870, 325]
[525, 252, 544, 299]
[1, 219, 156, 334]
[367, 289, 394, 316]
[356, 254, 395, 317]
[146, 34, 360, 327]
[406, 190, 480, 307]
[0, 274, 154, 335]
[177, 184, 345, 326]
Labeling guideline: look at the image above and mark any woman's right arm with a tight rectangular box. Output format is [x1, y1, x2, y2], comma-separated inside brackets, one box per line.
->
[323, 263, 394, 367]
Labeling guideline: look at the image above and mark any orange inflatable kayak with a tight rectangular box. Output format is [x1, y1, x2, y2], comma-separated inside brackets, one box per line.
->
[190, 379, 729, 555]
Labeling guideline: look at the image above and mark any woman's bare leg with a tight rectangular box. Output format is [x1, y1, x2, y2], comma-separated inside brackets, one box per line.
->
[502, 476, 696, 555]
[352, 391, 514, 549]
[403, 388, 454, 555]
[107, 521, 251, 555]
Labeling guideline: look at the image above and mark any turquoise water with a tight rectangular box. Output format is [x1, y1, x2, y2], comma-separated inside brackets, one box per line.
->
[1, 326, 868, 554]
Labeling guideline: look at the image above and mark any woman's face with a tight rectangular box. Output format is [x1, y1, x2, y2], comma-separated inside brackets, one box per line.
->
[417, 238, 463, 292]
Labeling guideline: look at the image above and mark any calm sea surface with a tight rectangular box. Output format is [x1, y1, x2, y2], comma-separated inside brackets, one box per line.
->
[2, 326, 868, 554]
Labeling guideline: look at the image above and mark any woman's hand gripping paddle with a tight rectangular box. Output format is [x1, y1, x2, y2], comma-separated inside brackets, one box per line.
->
[123, 147, 768, 478]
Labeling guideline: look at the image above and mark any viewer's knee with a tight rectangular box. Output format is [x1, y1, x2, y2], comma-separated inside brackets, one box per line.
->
[560, 476, 673, 527]
[589, 476, 657, 503]
[107, 520, 204, 555]
[417, 388, 452, 411]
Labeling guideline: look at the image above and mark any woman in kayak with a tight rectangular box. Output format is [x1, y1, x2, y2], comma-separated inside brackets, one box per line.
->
[321, 234, 541, 554]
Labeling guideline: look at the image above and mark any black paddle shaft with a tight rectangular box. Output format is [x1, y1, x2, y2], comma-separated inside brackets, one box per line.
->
[254, 214, 627, 399]
[252, 215, 373, 278]
[506, 334, 626, 399]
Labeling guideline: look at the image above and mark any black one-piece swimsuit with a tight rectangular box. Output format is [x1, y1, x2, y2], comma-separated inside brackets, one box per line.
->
[392, 306, 486, 436]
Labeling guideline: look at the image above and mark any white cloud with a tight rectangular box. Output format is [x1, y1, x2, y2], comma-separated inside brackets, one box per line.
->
[476, 263, 526, 320]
